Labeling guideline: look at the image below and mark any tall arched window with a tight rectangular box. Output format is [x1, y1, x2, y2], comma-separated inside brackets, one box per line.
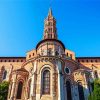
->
[42, 70, 50, 94]
[16, 81, 23, 99]
[3, 70, 7, 79]
[66, 81, 72, 100]
[78, 82, 85, 100]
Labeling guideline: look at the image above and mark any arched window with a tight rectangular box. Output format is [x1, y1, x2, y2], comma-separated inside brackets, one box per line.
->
[78, 82, 85, 100]
[94, 71, 98, 78]
[42, 70, 50, 94]
[67, 53, 68, 57]
[3, 70, 7, 79]
[66, 81, 72, 100]
[16, 81, 23, 99]
[55, 51, 59, 56]
[47, 48, 52, 56]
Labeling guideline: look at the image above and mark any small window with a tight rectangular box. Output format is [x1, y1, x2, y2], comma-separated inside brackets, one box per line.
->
[41, 50, 44, 55]
[64, 67, 70, 74]
[78, 60, 80, 62]
[48, 34, 52, 39]
[48, 22, 50, 26]
[70, 54, 72, 59]
[48, 28, 50, 33]
[55, 51, 59, 56]
[67, 53, 68, 57]
[50, 28, 52, 33]
[29, 55, 31, 58]
[45, 30, 48, 33]
[82, 60, 84, 62]
[91, 60, 93, 62]
[47, 48, 52, 56]
[94, 71, 98, 78]
[95, 60, 97, 62]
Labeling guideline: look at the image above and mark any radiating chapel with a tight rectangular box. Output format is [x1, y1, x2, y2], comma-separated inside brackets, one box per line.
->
[0, 9, 100, 100]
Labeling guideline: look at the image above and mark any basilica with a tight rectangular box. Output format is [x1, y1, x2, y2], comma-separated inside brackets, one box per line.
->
[0, 9, 100, 100]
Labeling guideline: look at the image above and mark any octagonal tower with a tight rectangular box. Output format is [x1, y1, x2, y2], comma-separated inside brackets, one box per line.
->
[36, 8, 65, 57]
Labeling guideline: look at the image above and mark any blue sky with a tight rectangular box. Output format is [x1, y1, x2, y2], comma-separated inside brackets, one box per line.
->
[0, 0, 100, 57]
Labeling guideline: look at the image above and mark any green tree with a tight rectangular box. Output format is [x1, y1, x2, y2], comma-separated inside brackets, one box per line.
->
[0, 81, 9, 100]
[88, 79, 100, 100]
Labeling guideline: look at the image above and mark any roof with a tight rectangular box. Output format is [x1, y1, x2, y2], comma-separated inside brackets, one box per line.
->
[36, 39, 65, 50]
[76, 57, 100, 59]
[0, 57, 26, 59]
[16, 68, 28, 72]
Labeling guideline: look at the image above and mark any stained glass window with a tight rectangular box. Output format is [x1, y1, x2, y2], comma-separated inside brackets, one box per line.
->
[42, 70, 50, 94]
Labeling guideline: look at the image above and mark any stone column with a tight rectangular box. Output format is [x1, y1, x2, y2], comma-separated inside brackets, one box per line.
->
[35, 61, 41, 100]
[56, 61, 64, 100]
[30, 73, 35, 100]
[84, 83, 89, 100]
[58, 73, 65, 100]
[9, 73, 17, 100]
[36, 74, 41, 100]
[30, 61, 37, 100]
[10, 81, 16, 100]
[7, 82, 12, 100]
[84, 74, 89, 100]
[52, 72, 56, 100]
[98, 70, 100, 78]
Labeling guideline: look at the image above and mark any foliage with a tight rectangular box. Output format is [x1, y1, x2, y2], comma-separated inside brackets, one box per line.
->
[0, 81, 9, 100]
[88, 79, 100, 100]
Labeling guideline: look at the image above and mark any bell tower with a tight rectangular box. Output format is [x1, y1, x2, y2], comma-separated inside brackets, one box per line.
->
[43, 8, 57, 39]
[36, 8, 65, 57]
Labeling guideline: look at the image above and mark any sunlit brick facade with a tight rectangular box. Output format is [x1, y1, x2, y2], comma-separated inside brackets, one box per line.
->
[0, 9, 100, 100]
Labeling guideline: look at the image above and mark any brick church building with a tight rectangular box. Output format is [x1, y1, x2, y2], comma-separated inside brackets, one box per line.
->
[0, 9, 100, 100]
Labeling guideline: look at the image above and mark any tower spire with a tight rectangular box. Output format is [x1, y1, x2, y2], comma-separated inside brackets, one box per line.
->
[48, 8, 52, 17]
[43, 8, 57, 40]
